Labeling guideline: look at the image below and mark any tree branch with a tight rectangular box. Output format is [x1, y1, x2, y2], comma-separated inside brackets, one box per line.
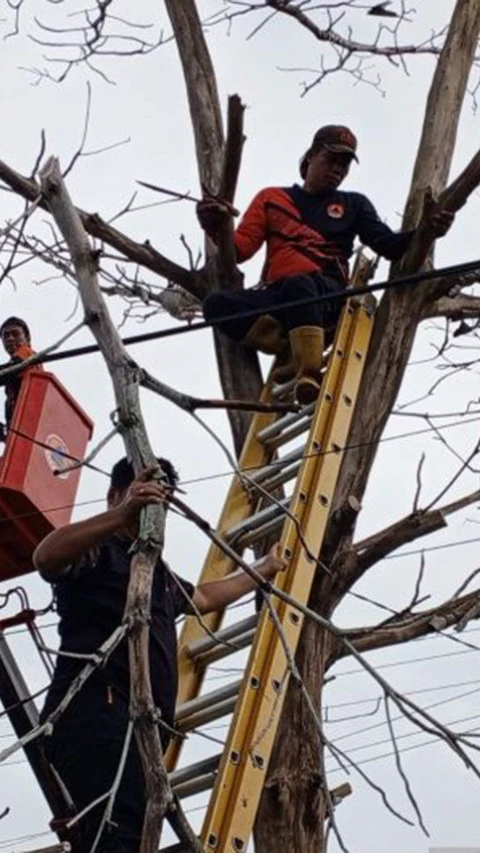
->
[324, 0, 480, 573]
[165, 0, 263, 453]
[427, 292, 480, 320]
[342, 588, 480, 657]
[398, 145, 480, 278]
[38, 156, 201, 853]
[331, 487, 480, 599]
[0, 158, 204, 298]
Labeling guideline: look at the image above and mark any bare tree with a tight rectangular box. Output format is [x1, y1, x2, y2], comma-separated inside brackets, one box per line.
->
[2, 1, 480, 852]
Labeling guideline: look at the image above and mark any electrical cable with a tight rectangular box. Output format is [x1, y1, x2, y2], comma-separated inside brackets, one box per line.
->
[0, 422, 109, 478]
[334, 646, 476, 678]
[326, 714, 480, 771]
[178, 414, 480, 488]
[0, 412, 476, 530]
[4, 255, 480, 369]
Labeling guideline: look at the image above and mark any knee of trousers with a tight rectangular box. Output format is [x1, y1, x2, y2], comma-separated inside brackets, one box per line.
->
[278, 273, 319, 300]
[203, 291, 237, 322]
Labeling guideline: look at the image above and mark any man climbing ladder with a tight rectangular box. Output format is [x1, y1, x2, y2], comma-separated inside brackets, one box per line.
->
[197, 124, 454, 404]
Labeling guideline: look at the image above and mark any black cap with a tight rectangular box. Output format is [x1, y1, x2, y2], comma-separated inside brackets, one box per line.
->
[311, 125, 358, 161]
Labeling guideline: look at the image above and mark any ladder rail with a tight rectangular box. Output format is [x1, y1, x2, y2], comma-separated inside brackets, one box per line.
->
[199, 300, 374, 851]
[165, 387, 286, 772]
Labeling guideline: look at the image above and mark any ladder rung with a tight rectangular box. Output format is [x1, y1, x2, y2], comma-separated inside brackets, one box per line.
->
[247, 446, 304, 487]
[176, 679, 242, 729]
[187, 614, 258, 662]
[169, 753, 221, 798]
[269, 377, 295, 399]
[177, 695, 237, 732]
[224, 498, 289, 546]
[233, 513, 285, 549]
[255, 457, 302, 494]
[173, 772, 217, 800]
[256, 403, 315, 447]
[194, 627, 255, 667]
[269, 359, 328, 401]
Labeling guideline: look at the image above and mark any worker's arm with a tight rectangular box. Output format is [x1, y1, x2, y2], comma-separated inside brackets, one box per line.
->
[33, 474, 167, 579]
[192, 544, 286, 615]
[357, 194, 454, 261]
[197, 188, 270, 263]
[356, 195, 415, 260]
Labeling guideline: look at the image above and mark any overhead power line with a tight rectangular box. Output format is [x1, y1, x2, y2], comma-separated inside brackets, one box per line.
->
[11, 255, 480, 368]
[0, 412, 476, 531]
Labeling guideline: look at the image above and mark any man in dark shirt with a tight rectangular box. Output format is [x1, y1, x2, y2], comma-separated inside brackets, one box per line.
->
[34, 457, 284, 853]
[197, 125, 454, 404]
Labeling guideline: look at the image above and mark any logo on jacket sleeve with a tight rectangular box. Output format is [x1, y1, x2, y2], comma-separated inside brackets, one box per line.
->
[326, 203, 345, 219]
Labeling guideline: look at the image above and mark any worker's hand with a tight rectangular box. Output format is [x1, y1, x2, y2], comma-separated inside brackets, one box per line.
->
[114, 467, 171, 524]
[196, 196, 238, 238]
[256, 543, 287, 581]
[428, 207, 455, 238]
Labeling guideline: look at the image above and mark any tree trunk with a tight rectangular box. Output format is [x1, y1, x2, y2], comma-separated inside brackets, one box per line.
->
[165, 0, 263, 451]
[255, 1, 480, 849]
[255, 613, 338, 851]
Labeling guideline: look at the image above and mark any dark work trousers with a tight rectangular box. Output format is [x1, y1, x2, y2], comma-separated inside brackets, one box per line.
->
[203, 271, 344, 340]
[44, 683, 170, 853]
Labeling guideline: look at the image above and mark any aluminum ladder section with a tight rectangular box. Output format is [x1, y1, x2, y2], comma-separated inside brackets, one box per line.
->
[165, 296, 374, 852]
[164, 367, 296, 774]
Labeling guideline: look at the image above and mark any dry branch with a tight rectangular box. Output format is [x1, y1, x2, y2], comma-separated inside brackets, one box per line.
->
[0, 158, 204, 298]
[427, 292, 480, 320]
[343, 588, 480, 656]
[330, 487, 480, 598]
[399, 145, 480, 277]
[38, 156, 201, 853]
[165, 0, 263, 455]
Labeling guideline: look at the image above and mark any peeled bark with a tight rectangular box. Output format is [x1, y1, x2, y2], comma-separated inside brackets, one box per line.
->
[164, 0, 263, 451]
[255, 616, 339, 852]
[255, 1, 480, 850]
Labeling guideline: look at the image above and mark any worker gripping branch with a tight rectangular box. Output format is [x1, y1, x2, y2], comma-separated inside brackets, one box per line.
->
[197, 125, 454, 404]
[34, 458, 285, 853]
[0, 316, 42, 431]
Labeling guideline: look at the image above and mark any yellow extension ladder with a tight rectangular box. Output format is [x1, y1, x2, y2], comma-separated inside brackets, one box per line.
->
[163, 284, 375, 852]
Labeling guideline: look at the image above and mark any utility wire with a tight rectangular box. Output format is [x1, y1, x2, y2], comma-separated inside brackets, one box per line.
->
[179, 414, 480, 488]
[9, 255, 480, 368]
[2, 422, 109, 477]
[335, 646, 476, 678]
[0, 413, 476, 530]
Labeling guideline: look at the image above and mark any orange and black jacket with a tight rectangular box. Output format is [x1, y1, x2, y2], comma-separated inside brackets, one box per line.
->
[3, 344, 40, 426]
[233, 184, 414, 285]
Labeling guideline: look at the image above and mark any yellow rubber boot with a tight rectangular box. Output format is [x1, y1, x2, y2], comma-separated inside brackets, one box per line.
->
[243, 315, 287, 355]
[289, 326, 325, 405]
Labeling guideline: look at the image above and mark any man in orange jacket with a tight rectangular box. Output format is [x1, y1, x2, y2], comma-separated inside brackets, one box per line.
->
[197, 125, 454, 404]
[0, 316, 40, 429]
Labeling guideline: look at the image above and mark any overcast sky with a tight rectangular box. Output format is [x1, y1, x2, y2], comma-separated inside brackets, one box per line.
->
[1, 2, 480, 852]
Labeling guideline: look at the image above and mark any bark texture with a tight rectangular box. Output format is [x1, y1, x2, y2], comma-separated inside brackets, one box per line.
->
[165, 0, 263, 454]
[256, 1, 480, 850]
[38, 157, 201, 853]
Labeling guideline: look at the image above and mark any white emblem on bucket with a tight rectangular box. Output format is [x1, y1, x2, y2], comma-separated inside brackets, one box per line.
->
[45, 434, 71, 480]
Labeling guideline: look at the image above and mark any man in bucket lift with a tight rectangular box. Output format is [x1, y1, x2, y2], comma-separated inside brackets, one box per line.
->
[197, 125, 454, 404]
[0, 316, 41, 431]
[34, 457, 285, 853]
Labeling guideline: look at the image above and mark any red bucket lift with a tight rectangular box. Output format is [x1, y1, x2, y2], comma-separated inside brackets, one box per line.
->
[0, 369, 93, 581]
